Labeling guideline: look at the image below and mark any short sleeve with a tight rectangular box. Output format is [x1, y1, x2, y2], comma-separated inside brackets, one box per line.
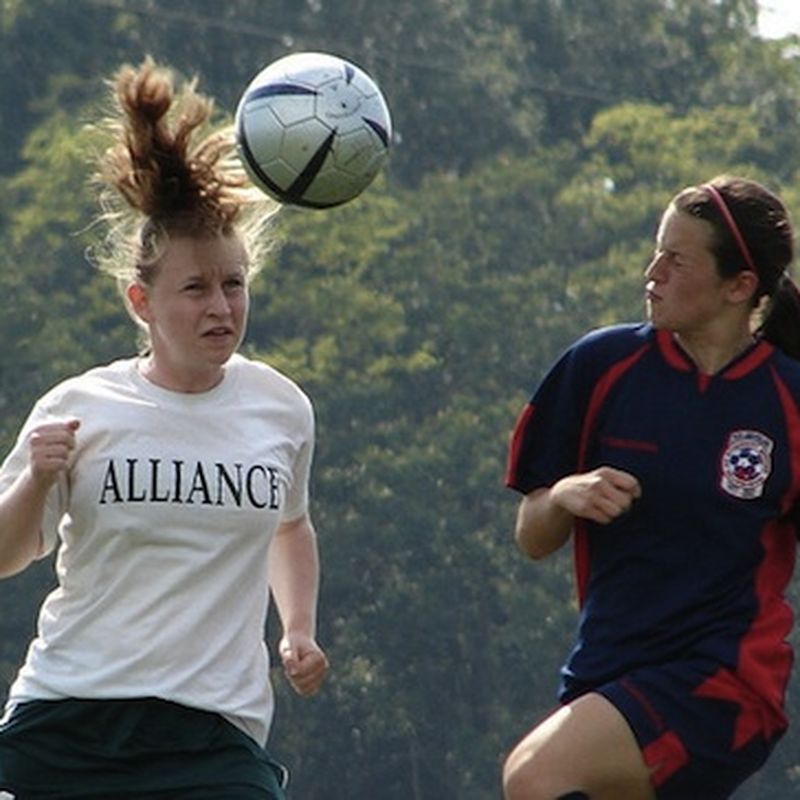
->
[505, 345, 591, 495]
[282, 399, 315, 522]
[506, 325, 653, 496]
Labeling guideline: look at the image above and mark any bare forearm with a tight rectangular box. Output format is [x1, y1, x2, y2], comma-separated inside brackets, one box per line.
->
[269, 515, 329, 696]
[0, 468, 48, 577]
[514, 486, 574, 560]
[268, 516, 321, 637]
[515, 467, 643, 559]
[0, 419, 77, 577]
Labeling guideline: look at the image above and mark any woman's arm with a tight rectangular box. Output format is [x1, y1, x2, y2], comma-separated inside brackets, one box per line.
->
[0, 468, 50, 577]
[268, 513, 329, 696]
[515, 466, 641, 560]
[0, 420, 78, 578]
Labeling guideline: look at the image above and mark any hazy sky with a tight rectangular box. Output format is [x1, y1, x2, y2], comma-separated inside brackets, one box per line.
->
[758, 0, 800, 38]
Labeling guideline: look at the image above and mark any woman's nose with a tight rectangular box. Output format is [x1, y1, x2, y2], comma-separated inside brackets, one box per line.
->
[645, 253, 664, 281]
[208, 284, 231, 314]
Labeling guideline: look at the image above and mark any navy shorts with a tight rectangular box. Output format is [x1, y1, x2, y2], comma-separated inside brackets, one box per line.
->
[0, 697, 288, 799]
[595, 661, 786, 799]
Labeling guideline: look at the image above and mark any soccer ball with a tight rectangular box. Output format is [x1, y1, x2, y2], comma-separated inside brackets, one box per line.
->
[235, 52, 392, 209]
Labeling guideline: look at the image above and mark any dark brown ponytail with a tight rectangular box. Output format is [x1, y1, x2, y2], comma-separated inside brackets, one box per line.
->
[760, 274, 800, 360]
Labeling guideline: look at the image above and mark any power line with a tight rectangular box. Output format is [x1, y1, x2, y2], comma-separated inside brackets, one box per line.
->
[76, 0, 622, 103]
[79, 0, 292, 42]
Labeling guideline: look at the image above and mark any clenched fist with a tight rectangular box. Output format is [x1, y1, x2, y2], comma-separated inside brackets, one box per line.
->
[279, 633, 329, 697]
[27, 419, 80, 489]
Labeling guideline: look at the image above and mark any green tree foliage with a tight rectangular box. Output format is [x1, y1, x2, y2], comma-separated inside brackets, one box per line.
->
[1, 0, 791, 184]
[3, 2, 800, 798]
[0, 110, 133, 449]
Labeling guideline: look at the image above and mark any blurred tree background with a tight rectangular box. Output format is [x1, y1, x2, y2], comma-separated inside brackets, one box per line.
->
[2, 0, 800, 797]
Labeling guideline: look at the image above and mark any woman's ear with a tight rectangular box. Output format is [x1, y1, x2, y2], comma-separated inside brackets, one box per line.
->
[728, 269, 760, 306]
[126, 282, 151, 324]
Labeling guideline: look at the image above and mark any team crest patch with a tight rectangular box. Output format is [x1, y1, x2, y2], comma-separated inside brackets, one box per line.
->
[720, 430, 773, 500]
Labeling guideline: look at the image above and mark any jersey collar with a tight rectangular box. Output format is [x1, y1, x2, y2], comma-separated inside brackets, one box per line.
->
[655, 328, 774, 380]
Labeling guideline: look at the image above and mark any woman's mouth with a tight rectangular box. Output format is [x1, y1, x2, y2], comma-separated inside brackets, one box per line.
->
[202, 326, 234, 339]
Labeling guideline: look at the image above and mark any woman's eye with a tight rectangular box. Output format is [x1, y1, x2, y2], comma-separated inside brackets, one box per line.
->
[658, 249, 684, 266]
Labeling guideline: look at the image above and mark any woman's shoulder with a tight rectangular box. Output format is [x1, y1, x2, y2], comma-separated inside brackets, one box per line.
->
[531, 324, 653, 397]
[576, 322, 653, 350]
[35, 358, 137, 406]
[768, 344, 800, 389]
[565, 322, 654, 367]
[228, 354, 313, 413]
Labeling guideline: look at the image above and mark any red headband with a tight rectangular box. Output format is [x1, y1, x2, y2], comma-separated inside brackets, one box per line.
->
[702, 183, 757, 273]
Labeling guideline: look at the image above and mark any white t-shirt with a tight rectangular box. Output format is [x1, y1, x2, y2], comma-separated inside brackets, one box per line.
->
[0, 354, 315, 746]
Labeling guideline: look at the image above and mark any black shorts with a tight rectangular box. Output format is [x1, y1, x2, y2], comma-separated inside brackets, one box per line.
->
[597, 661, 786, 799]
[0, 697, 288, 799]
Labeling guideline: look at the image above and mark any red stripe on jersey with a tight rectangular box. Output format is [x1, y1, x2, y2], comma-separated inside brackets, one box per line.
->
[694, 617, 791, 751]
[735, 519, 795, 743]
[655, 329, 692, 371]
[655, 330, 774, 379]
[771, 366, 800, 514]
[573, 344, 651, 605]
[723, 340, 775, 380]
[692, 367, 800, 749]
[719, 368, 800, 745]
[598, 435, 659, 453]
[505, 403, 535, 488]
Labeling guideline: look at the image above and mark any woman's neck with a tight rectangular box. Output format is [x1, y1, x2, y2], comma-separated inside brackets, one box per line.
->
[138, 357, 225, 393]
[673, 327, 755, 374]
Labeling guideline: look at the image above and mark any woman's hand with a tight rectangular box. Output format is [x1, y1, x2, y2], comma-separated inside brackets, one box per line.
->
[27, 420, 80, 489]
[551, 466, 641, 524]
[278, 632, 329, 696]
[515, 466, 641, 559]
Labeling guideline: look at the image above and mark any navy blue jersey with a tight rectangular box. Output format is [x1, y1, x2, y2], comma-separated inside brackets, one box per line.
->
[506, 323, 800, 745]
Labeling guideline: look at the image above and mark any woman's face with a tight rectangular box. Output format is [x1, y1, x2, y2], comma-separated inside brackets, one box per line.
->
[128, 233, 250, 392]
[644, 206, 736, 335]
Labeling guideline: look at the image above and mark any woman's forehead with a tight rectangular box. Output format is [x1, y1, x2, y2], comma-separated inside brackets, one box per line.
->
[161, 234, 248, 273]
[657, 206, 713, 250]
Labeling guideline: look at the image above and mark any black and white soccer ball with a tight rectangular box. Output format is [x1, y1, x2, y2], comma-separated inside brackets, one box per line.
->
[235, 52, 392, 209]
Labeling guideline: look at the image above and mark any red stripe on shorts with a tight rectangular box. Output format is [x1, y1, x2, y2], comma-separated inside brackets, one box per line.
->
[643, 731, 690, 788]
